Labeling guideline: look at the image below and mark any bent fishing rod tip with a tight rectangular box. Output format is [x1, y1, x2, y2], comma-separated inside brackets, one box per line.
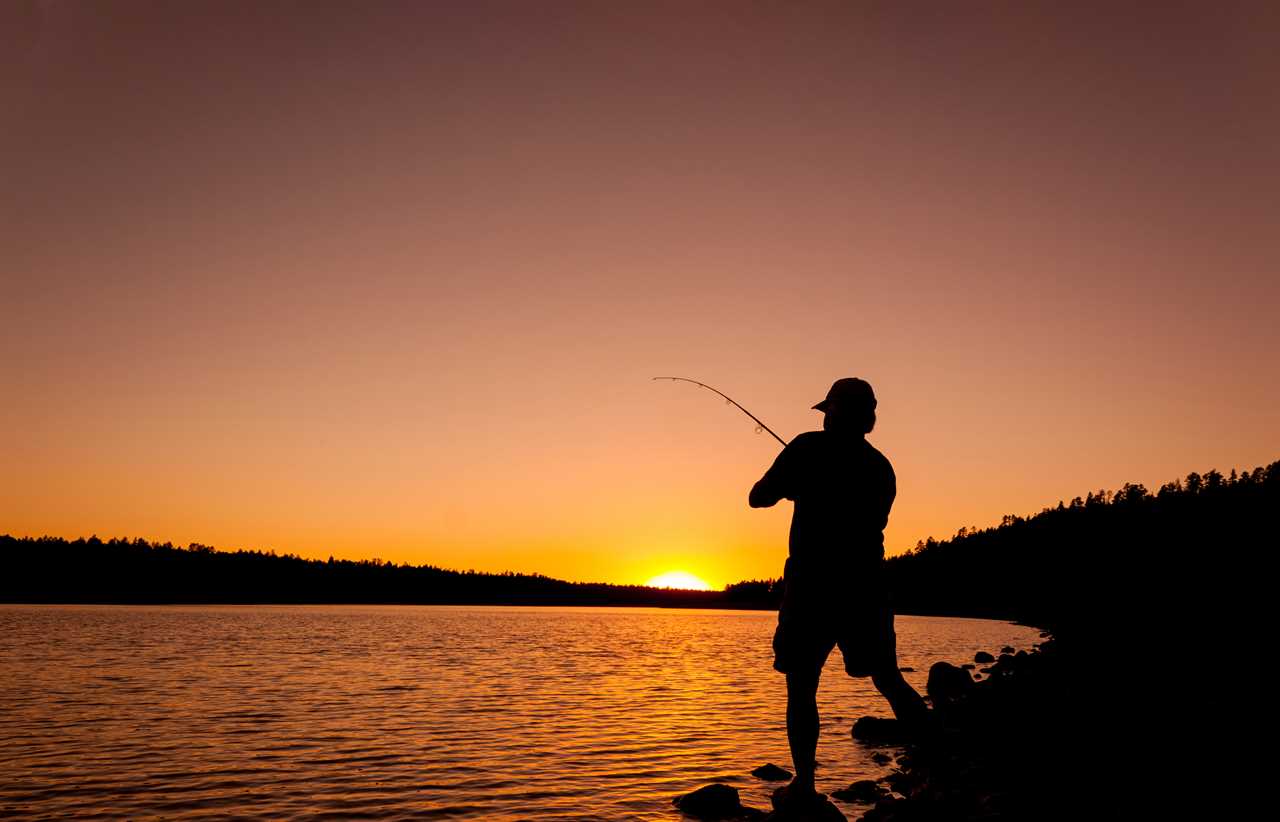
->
[648, 376, 787, 446]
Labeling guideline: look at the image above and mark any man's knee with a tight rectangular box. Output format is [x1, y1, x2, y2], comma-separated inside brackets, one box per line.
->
[786, 669, 821, 697]
[870, 665, 910, 693]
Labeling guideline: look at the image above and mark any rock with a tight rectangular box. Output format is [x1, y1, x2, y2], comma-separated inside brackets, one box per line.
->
[674, 783, 760, 820]
[851, 716, 909, 743]
[974, 651, 995, 664]
[766, 787, 846, 821]
[870, 752, 893, 765]
[752, 763, 793, 781]
[926, 661, 974, 707]
[1001, 645, 1015, 654]
[763, 803, 845, 821]
[882, 769, 916, 794]
[898, 666, 915, 672]
[859, 796, 903, 822]
[830, 779, 885, 803]
[960, 663, 975, 670]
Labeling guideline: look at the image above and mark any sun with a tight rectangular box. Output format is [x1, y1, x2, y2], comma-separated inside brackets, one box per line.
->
[645, 571, 712, 591]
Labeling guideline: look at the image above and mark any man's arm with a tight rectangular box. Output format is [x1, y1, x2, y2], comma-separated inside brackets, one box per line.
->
[749, 476, 783, 508]
[749, 438, 800, 508]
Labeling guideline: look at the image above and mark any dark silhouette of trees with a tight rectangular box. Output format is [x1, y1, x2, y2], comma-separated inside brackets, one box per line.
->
[3, 459, 1273, 625]
[0, 534, 765, 608]
[722, 578, 784, 606]
[885, 459, 1278, 640]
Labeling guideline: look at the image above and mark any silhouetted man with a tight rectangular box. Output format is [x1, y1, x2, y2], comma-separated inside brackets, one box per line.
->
[750, 377, 928, 807]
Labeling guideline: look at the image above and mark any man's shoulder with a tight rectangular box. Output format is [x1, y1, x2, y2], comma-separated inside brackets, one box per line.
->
[776, 431, 824, 468]
[787, 430, 824, 448]
[863, 438, 890, 461]
[863, 439, 895, 477]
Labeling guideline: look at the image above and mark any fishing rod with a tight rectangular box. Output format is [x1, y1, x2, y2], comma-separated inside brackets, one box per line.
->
[652, 376, 787, 446]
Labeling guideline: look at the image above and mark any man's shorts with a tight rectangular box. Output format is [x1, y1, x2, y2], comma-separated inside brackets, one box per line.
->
[771, 557, 898, 678]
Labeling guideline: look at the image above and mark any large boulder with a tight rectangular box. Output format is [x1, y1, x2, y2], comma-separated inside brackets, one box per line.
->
[926, 661, 975, 708]
[830, 779, 887, 803]
[881, 769, 919, 795]
[765, 787, 847, 821]
[974, 651, 995, 664]
[763, 802, 845, 821]
[851, 716, 914, 743]
[674, 783, 762, 820]
[859, 796, 904, 822]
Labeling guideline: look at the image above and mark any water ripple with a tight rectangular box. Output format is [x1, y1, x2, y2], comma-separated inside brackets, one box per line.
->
[0, 604, 1038, 819]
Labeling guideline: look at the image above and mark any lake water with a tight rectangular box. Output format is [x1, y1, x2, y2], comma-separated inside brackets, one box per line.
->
[0, 605, 1039, 820]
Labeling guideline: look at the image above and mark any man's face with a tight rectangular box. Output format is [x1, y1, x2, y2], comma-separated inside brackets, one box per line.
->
[821, 399, 868, 433]
[821, 402, 842, 431]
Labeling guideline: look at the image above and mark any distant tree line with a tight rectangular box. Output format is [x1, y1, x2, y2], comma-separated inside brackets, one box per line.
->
[3, 460, 1273, 630]
[0, 535, 765, 608]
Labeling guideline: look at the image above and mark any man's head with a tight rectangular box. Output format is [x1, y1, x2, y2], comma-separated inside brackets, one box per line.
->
[813, 377, 876, 434]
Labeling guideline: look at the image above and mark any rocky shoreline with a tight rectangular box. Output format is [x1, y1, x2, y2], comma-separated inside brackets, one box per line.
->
[674, 632, 1079, 821]
[849, 635, 1076, 822]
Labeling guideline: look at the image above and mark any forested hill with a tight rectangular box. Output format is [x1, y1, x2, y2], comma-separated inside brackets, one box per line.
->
[885, 460, 1278, 637]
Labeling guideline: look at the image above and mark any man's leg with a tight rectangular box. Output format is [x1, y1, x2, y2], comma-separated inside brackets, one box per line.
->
[785, 669, 821, 793]
[871, 665, 929, 725]
[867, 602, 930, 725]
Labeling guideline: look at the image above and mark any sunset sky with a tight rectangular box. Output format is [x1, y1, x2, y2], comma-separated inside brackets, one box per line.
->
[3, 3, 1277, 588]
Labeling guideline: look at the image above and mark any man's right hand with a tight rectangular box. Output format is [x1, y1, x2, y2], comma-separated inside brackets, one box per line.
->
[749, 478, 782, 508]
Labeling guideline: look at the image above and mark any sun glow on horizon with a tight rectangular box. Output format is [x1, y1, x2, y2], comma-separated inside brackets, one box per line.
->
[645, 571, 713, 591]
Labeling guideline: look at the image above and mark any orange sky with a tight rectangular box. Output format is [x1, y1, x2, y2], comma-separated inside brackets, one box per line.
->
[3, 3, 1278, 589]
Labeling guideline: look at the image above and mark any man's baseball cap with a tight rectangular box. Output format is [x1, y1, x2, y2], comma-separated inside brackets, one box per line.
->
[812, 377, 876, 412]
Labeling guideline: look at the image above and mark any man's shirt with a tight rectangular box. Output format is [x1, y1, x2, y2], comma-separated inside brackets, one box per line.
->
[752, 430, 896, 573]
